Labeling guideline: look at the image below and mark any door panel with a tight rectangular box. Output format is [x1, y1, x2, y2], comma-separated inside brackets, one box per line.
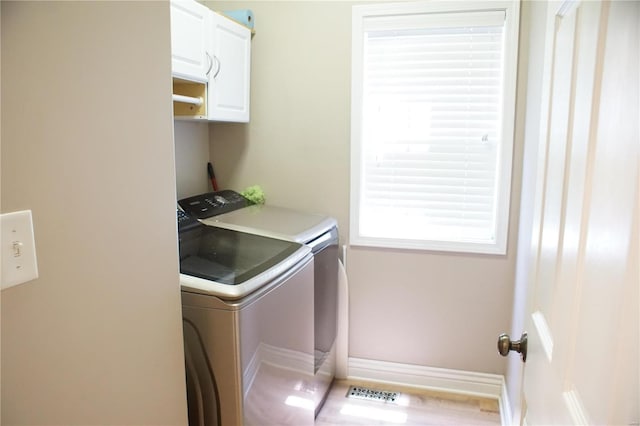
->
[170, 0, 211, 83]
[523, 0, 639, 424]
[208, 13, 251, 122]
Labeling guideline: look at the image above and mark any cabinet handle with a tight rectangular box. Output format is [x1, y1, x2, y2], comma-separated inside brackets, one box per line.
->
[205, 52, 214, 76]
[213, 55, 221, 79]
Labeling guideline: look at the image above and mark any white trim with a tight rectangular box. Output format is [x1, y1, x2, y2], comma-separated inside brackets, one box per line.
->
[348, 357, 503, 398]
[500, 381, 514, 426]
[348, 358, 515, 424]
[353, 0, 516, 18]
[349, 0, 520, 255]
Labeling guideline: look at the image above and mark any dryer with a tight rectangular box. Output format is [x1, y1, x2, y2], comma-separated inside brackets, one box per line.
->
[179, 191, 339, 416]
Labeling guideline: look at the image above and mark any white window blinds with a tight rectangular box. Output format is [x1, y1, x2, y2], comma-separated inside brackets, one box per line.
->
[351, 4, 518, 254]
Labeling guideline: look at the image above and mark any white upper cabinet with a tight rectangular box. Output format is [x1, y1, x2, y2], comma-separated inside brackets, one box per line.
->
[170, 0, 252, 122]
[208, 13, 252, 123]
[170, 0, 211, 83]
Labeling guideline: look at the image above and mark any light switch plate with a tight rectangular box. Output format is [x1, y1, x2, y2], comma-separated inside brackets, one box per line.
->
[1, 210, 39, 290]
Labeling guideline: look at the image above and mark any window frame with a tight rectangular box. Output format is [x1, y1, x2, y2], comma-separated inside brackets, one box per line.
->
[349, 0, 520, 255]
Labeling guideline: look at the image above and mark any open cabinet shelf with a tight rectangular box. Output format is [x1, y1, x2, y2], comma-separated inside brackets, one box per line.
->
[173, 80, 207, 120]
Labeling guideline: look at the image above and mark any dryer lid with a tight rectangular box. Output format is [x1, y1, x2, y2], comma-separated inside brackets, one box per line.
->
[200, 204, 337, 244]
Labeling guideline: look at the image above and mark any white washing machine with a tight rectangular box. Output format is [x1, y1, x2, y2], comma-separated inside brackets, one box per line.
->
[179, 191, 339, 416]
[178, 214, 316, 425]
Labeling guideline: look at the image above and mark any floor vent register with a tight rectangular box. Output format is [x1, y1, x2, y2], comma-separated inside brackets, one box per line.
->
[346, 385, 400, 404]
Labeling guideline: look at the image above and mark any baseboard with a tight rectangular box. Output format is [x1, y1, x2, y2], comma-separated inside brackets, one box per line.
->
[347, 357, 511, 425]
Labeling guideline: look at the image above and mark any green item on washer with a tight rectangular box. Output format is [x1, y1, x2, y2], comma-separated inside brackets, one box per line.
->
[241, 185, 265, 204]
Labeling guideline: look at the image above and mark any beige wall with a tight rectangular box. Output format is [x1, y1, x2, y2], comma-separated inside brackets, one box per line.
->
[1, 2, 188, 424]
[174, 121, 211, 199]
[205, 0, 527, 375]
[206, 1, 352, 226]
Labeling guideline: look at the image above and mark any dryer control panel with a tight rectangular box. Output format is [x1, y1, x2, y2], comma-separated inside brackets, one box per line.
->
[178, 190, 250, 219]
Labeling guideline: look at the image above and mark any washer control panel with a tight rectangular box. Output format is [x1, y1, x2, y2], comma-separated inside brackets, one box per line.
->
[177, 209, 201, 233]
[178, 190, 250, 219]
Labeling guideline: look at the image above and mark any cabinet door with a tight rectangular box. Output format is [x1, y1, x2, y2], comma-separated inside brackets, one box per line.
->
[170, 0, 211, 83]
[208, 13, 251, 122]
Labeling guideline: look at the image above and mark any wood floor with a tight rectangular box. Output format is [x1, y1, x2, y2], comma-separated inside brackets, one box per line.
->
[315, 380, 501, 426]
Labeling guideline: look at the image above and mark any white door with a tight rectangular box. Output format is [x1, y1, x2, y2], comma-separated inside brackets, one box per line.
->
[518, 0, 639, 424]
[208, 13, 251, 123]
[170, 0, 211, 83]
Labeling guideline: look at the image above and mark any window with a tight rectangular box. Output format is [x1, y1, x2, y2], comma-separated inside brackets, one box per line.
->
[350, 1, 520, 254]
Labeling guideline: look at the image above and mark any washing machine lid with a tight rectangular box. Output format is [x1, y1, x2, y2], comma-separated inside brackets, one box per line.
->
[199, 204, 337, 244]
[179, 226, 311, 299]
